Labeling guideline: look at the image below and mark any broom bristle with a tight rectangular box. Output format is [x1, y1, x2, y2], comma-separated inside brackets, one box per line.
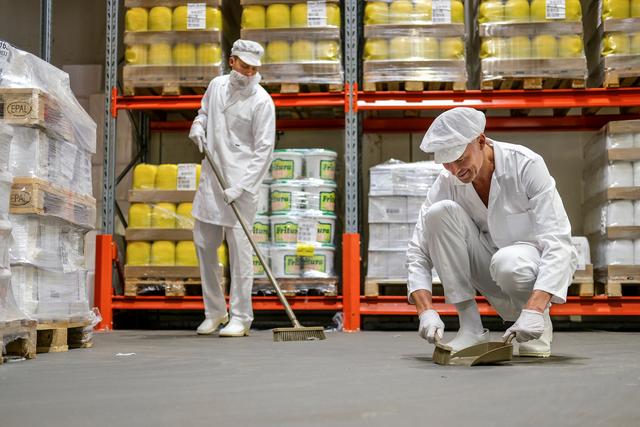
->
[272, 327, 326, 342]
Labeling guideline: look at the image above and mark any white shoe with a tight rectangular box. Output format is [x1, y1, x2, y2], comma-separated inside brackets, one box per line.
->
[219, 318, 250, 337]
[519, 310, 553, 357]
[196, 314, 229, 335]
[447, 328, 491, 353]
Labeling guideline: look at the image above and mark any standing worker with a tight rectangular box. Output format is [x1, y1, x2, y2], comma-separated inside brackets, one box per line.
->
[407, 107, 577, 357]
[189, 40, 275, 337]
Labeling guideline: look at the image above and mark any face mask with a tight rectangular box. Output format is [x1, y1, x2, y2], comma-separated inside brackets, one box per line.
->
[229, 70, 261, 89]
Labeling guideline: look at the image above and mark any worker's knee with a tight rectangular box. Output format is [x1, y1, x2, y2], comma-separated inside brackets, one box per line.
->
[490, 247, 538, 292]
[424, 200, 464, 232]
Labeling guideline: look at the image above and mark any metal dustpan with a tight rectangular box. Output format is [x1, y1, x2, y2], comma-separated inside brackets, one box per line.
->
[433, 333, 515, 366]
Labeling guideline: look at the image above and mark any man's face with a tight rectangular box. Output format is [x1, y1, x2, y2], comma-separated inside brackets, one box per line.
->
[442, 135, 485, 184]
[229, 56, 258, 76]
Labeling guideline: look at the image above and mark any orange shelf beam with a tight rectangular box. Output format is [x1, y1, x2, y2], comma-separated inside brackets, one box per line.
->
[112, 295, 342, 311]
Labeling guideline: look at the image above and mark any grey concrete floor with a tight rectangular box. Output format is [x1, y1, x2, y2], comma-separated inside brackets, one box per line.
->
[1, 330, 639, 427]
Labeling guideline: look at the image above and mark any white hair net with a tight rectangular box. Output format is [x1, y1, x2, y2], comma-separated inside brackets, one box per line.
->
[420, 107, 486, 164]
[231, 39, 264, 67]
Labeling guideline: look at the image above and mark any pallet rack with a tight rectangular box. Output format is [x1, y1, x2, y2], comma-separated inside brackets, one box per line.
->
[94, 0, 640, 332]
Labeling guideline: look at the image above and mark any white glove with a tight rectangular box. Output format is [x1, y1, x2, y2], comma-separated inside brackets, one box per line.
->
[189, 122, 206, 153]
[503, 309, 545, 343]
[223, 186, 244, 204]
[418, 309, 444, 343]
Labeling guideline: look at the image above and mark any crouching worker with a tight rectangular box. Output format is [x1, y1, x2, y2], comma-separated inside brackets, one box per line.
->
[406, 107, 577, 357]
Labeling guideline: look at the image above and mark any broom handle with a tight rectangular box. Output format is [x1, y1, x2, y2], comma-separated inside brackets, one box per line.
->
[203, 146, 302, 328]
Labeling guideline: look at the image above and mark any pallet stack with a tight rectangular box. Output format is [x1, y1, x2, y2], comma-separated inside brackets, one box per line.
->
[363, 0, 467, 91]
[253, 149, 339, 296]
[124, 162, 228, 296]
[583, 0, 640, 88]
[478, 0, 587, 90]
[365, 160, 442, 296]
[1, 44, 97, 354]
[240, 0, 344, 93]
[584, 119, 640, 296]
[123, 0, 223, 95]
[1, 123, 37, 363]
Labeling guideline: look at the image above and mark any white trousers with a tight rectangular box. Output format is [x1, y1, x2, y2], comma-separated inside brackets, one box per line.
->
[424, 200, 542, 321]
[193, 219, 254, 325]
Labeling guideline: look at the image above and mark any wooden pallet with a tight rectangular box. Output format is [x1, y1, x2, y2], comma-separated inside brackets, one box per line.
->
[363, 80, 466, 92]
[124, 277, 202, 297]
[36, 319, 93, 353]
[0, 320, 37, 364]
[262, 83, 343, 94]
[10, 177, 97, 228]
[568, 265, 595, 297]
[125, 228, 194, 241]
[128, 189, 195, 203]
[481, 77, 585, 90]
[253, 277, 338, 296]
[602, 55, 640, 88]
[595, 265, 640, 297]
[0, 88, 72, 141]
[364, 278, 443, 297]
[583, 187, 640, 213]
[123, 65, 220, 96]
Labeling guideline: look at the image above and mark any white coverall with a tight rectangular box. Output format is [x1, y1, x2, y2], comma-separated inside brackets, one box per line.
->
[407, 140, 578, 320]
[192, 74, 275, 325]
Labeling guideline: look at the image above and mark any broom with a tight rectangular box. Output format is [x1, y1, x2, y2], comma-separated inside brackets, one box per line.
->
[203, 146, 326, 341]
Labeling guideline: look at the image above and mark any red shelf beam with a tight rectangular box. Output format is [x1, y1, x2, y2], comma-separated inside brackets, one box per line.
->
[112, 295, 342, 311]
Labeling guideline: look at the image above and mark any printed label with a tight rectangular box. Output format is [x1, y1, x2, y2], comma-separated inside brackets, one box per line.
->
[274, 222, 299, 243]
[271, 191, 291, 212]
[432, 0, 451, 24]
[0, 40, 11, 77]
[177, 164, 197, 190]
[303, 254, 326, 272]
[284, 255, 302, 275]
[307, 0, 327, 27]
[296, 243, 315, 257]
[187, 3, 207, 30]
[319, 191, 336, 212]
[316, 221, 332, 243]
[253, 222, 270, 243]
[546, 0, 566, 19]
[319, 159, 336, 180]
[253, 255, 265, 275]
[271, 159, 295, 179]
[297, 218, 318, 243]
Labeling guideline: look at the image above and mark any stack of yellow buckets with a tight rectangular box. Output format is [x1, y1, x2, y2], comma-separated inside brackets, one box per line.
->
[240, 1, 344, 85]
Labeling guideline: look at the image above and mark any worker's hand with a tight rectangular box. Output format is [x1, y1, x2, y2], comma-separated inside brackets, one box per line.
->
[503, 309, 544, 343]
[418, 309, 444, 343]
[223, 186, 244, 204]
[189, 122, 206, 153]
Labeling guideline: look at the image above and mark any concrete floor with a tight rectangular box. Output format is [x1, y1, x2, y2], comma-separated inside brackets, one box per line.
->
[1, 330, 639, 427]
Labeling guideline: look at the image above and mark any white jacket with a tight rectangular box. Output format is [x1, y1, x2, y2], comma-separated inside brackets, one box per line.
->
[192, 75, 275, 227]
[407, 140, 578, 303]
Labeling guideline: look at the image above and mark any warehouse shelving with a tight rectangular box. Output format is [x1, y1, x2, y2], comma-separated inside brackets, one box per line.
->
[95, 0, 640, 332]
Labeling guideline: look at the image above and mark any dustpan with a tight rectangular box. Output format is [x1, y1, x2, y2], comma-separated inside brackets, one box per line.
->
[433, 333, 515, 366]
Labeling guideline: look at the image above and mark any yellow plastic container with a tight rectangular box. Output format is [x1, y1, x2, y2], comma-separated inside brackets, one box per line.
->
[440, 37, 464, 60]
[451, 0, 464, 23]
[389, 0, 412, 24]
[176, 241, 198, 266]
[266, 40, 291, 63]
[505, 0, 530, 22]
[125, 7, 148, 32]
[558, 35, 583, 58]
[207, 7, 222, 30]
[197, 43, 221, 65]
[603, 32, 631, 56]
[172, 6, 189, 30]
[266, 3, 291, 28]
[364, 38, 389, 60]
[125, 44, 148, 65]
[151, 241, 176, 266]
[196, 165, 201, 188]
[173, 43, 197, 65]
[479, 0, 504, 23]
[242, 5, 266, 28]
[132, 164, 157, 190]
[292, 40, 315, 61]
[291, 3, 308, 27]
[603, 0, 630, 20]
[315, 40, 339, 61]
[532, 35, 558, 58]
[126, 241, 151, 265]
[129, 203, 152, 228]
[364, 1, 389, 25]
[151, 202, 177, 228]
[149, 43, 172, 65]
[149, 6, 172, 31]
[218, 242, 229, 267]
[176, 203, 194, 229]
[326, 3, 341, 26]
[155, 164, 178, 190]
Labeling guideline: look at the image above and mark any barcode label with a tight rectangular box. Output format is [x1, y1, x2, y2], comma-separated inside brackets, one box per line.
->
[308, 0, 327, 27]
[546, 0, 566, 19]
[177, 164, 197, 190]
[187, 3, 206, 30]
[432, 0, 451, 24]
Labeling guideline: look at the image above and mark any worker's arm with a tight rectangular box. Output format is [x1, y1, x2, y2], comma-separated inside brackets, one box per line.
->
[236, 98, 276, 194]
[411, 289, 434, 315]
[523, 157, 577, 305]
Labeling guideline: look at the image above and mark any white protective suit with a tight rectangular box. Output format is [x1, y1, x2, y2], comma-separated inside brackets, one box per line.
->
[407, 139, 578, 321]
[192, 74, 275, 325]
